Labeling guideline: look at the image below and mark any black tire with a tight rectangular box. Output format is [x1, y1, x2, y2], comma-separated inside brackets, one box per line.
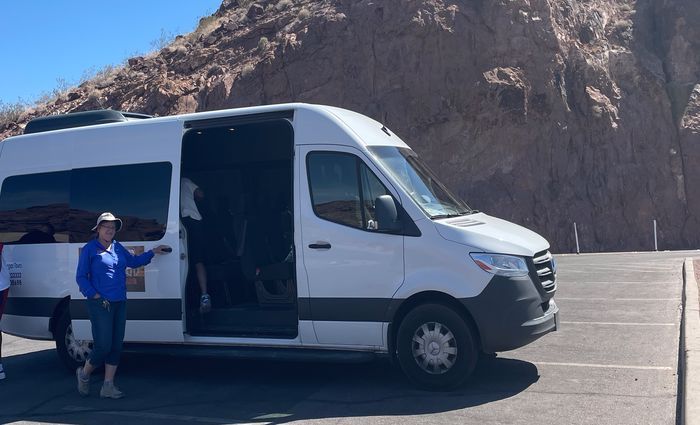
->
[55, 309, 92, 371]
[396, 303, 478, 390]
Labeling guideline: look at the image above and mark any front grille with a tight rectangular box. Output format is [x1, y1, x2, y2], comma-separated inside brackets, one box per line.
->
[532, 250, 557, 292]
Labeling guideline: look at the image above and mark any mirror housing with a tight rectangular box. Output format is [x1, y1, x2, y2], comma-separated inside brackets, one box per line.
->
[375, 195, 401, 232]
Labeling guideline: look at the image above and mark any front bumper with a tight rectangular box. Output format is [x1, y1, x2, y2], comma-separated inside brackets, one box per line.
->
[461, 274, 558, 353]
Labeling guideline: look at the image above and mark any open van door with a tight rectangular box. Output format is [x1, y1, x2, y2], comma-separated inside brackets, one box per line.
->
[67, 120, 185, 343]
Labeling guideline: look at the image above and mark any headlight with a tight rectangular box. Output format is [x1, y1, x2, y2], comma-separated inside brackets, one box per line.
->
[469, 253, 529, 277]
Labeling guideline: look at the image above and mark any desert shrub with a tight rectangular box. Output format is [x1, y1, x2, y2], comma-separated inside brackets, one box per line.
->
[298, 7, 311, 20]
[258, 36, 270, 50]
[0, 100, 27, 127]
[276, 0, 293, 11]
[238, 0, 256, 9]
[193, 14, 221, 38]
[150, 28, 176, 51]
[241, 63, 255, 77]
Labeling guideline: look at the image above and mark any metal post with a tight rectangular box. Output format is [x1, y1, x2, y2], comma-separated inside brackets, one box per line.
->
[653, 219, 658, 251]
[574, 222, 580, 254]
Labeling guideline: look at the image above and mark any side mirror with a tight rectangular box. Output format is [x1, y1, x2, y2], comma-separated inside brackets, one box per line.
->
[375, 195, 401, 232]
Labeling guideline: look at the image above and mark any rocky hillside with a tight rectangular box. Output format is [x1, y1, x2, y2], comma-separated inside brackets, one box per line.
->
[1, 0, 698, 253]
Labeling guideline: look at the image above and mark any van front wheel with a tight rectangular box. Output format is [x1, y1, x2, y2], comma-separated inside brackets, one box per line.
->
[396, 303, 477, 390]
[55, 309, 92, 371]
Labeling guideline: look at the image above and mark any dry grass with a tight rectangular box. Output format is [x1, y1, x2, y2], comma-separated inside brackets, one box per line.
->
[0, 100, 27, 128]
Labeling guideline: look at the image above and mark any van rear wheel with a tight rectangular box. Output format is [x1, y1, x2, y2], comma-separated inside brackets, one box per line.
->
[55, 309, 92, 371]
[396, 303, 477, 390]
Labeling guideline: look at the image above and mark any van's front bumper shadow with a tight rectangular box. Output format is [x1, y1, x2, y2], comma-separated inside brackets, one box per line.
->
[461, 275, 558, 353]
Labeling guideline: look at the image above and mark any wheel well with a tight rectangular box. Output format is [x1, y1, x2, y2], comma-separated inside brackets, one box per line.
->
[48, 296, 71, 337]
[388, 291, 482, 358]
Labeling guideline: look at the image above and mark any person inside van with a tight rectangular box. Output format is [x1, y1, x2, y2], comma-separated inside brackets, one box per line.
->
[75, 212, 170, 398]
[0, 243, 9, 381]
[181, 177, 211, 314]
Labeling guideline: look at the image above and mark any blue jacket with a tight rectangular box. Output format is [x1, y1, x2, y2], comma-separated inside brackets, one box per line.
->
[76, 239, 154, 301]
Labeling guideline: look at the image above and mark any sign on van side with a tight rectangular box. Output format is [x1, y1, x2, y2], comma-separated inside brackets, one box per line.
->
[125, 246, 146, 292]
[77, 246, 146, 292]
[8, 262, 22, 286]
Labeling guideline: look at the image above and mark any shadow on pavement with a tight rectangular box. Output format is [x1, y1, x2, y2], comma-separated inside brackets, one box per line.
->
[1, 349, 539, 424]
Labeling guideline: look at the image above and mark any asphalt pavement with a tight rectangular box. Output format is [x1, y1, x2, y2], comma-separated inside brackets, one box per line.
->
[1, 250, 697, 425]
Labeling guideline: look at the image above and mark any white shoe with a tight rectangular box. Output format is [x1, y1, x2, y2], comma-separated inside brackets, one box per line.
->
[199, 294, 211, 314]
[100, 381, 125, 399]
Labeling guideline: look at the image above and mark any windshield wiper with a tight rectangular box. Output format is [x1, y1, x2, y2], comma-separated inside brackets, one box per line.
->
[431, 213, 465, 219]
[431, 209, 478, 219]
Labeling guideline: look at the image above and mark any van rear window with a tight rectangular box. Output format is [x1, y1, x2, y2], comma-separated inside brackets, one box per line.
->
[0, 162, 171, 244]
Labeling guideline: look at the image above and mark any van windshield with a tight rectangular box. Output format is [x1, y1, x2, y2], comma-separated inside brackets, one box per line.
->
[368, 146, 473, 219]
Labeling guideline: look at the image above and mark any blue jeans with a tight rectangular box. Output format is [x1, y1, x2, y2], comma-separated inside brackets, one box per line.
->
[86, 298, 126, 366]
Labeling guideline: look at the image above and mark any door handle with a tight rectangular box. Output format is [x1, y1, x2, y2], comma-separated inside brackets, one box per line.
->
[308, 243, 331, 249]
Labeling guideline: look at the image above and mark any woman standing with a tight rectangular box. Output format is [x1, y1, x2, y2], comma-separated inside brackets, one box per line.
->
[75, 212, 170, 398]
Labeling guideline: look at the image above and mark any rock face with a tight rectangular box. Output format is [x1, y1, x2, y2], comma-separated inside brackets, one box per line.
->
[1, 0, 698, 253]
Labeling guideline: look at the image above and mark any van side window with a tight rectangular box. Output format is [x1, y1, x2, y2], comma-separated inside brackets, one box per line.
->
[0, 171, 70, 243]
[70, 162, 172, 243]
[0, 162, 171, 244]
[307, 152, 392, 231]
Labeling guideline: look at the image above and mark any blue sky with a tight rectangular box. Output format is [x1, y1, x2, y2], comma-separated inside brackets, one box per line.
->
[0, 0, 223, 105]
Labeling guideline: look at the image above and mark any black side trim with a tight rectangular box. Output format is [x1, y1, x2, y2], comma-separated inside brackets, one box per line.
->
[69, 299, 182, 321]
[123, 343, 379, 363]
[11, 296, 400, 323]
[5, 297, 62, 317]
[183, 110, 294, 130]
[299, 298, 392, 322]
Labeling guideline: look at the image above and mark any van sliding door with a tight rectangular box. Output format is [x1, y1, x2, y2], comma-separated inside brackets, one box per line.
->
[68, 120, 184, 343]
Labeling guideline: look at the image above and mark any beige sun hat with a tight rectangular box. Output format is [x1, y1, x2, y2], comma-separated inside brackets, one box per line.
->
[91, 212, 123, 232]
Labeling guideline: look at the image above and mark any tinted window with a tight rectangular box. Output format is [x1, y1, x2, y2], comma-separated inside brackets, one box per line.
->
[70, 162, 172, 243]
[307, 152, 392, 231]
[0, 162, 172, 244]
[0, 171, 70, 243]
[308, 153, 361, 228]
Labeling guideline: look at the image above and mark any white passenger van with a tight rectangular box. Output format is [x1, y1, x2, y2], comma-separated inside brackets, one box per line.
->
[0, 104, 558, 389]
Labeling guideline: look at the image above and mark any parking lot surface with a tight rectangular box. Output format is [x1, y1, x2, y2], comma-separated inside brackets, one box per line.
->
[1, 251, 694, 425]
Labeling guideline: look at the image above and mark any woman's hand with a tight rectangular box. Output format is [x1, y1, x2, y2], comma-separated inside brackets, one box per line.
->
[152, 245, 172, 255]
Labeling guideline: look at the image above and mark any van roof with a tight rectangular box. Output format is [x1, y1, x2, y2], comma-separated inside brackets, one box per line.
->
[24, 110, 152, 134]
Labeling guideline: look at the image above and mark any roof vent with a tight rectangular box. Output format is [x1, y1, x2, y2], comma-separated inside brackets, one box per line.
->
[24, 110, 152, 134]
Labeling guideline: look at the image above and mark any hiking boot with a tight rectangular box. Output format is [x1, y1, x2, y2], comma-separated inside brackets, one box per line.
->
[76, 367, 89, 396]
[100, 381, 125, 399]
[199, 294, 211, 314]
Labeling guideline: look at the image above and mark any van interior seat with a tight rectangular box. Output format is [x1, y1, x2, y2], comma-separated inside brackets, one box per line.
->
[240, 209, 295, 304]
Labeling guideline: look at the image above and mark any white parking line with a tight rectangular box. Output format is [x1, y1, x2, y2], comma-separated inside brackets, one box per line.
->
[557, 297, 679, 301]
[561, 321, 675, 326]
[532, 361, 673, 371]
[555, 281, 680, 285]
